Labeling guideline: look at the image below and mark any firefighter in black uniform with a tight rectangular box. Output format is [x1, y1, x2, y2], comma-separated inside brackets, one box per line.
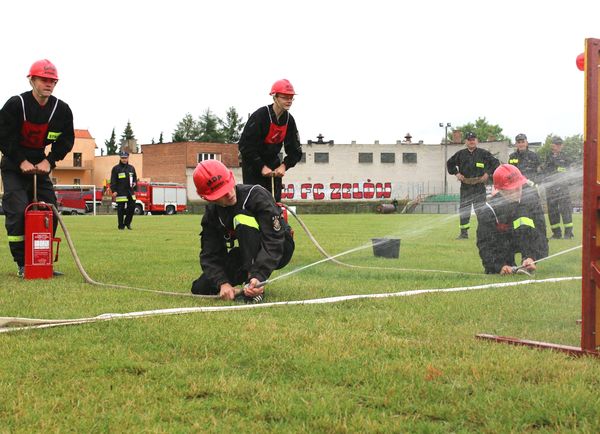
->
[190, 160, 294, 303]
[0, 59, 74, 277]
[110, 151, 138, 230]
[446, 132, 500, 239]
[238, 79, 303, 202]
[477, 164, 548, 274]
[541, 136, 574, 239]
[508, 133, 541, 185]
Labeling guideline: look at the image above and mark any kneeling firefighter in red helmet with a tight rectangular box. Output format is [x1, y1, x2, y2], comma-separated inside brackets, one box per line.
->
[476, 164, 548, 275]
[238, 79, 303, 202]
[191, 160, 295, 303]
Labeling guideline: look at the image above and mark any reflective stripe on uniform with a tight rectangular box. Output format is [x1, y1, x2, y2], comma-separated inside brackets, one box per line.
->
[459, 223, 470, 229]
[118, 173, 126, 179]
[8, 235, 24, 242]
[116, 196, 129, 202]
[47, 131, 62, 141]
[476, 162, 484, 168]
[550, 223, 561, 229]
[233, 214, 259, 230]
[557, 167, 567, 172]
[513, 217, 535, 230]
[563, 222, 574, 228]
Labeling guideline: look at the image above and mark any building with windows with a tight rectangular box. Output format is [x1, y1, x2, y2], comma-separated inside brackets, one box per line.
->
[281, 140, 510, 201]
[51, 129, 97, 186]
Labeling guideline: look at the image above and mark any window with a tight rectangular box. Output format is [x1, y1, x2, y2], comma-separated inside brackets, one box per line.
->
[314, 152, 329, 163]
[358, 153, 373, 163]
[300, 152, 306, 163]
[73, 178, 81, 185]
[197, 153, 221, 163]
[402, 153, 417, 164]
[381, 152, 395, 163]
[73, 152, 82, 167]
[51, 177, 57, 185]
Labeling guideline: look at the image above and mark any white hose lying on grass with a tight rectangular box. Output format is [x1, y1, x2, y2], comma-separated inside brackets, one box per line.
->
[0, 276, 581, 333]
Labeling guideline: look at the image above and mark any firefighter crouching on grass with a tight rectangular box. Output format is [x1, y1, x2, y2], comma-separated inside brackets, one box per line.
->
[110, 151, 137, 230]
[191, 160, 295, 303]
[446, 132, 500, 239]
[476, 164, 548, 275]
[0, 59, 74, 278]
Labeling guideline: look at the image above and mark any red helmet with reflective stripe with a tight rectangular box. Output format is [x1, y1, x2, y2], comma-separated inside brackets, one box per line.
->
[270, 79, 296, 96]
[193, 160, 236, 200]
[28, 59, 59, 80]
[493, 164, 527, 191]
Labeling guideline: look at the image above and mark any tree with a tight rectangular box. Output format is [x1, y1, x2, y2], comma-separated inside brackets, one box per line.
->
[536, 134, 583, 165]
[158, 132, 164, 144]
[172, 113, 200, 142]
[119, 121, 138, 153]
[104, 128, 117, 155]
[219, 106, 246, 143]
[451, 117, 510, 143]
[198, 108, 225, 142]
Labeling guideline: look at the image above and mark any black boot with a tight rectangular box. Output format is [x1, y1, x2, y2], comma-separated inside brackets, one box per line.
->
[550, 228, 562, 240]
[563, 227, 574, 239]
[456, 229, 468, 240]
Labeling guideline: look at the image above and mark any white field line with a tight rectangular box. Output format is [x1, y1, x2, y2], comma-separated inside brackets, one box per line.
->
[0, 276, 581, 334]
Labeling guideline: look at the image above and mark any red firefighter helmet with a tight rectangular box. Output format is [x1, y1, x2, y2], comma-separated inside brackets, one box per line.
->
[493, 164, 527, 191]
[27, 59, 59, 80]
[270, 79, 296, 96]
[193, 160, 236, 200]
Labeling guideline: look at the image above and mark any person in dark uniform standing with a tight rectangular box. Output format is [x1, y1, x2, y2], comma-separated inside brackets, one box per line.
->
[191, 160, 295, 303]
[0, 59, 74, 277]
[541, 136, 574, 239]
[446, 132, 500, 239]
[238, 79, 303, 202]
[477, 164, 548, 274]
[508, 133, 540, 185]
[110, 151, 137, 230]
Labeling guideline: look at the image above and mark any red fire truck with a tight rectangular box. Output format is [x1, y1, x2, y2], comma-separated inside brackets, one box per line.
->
[130, 181, 187, 215]
[55, 186, 103, 215]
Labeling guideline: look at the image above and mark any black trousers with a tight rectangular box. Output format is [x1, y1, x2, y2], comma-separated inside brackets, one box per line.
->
[116, 196, 135, 228]
[1, 169, 57, 266]
[192, 225, 294, 295]
[546, 186, 572, 231]
[458, 186, 486, 230]
[242, 165, 282, 202]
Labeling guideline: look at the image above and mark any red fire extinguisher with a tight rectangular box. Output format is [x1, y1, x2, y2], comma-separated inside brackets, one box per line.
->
[24, 174, 61, 279]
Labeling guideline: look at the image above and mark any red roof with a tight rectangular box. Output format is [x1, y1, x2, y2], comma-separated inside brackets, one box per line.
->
[74, 129, 93, 139]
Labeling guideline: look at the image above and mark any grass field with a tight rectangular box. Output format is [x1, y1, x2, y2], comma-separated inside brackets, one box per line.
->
[0, 211, 596, 433]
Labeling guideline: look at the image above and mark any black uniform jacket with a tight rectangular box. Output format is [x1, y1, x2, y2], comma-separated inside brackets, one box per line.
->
[200, 184, 289, 287]
[0, 91, 74, 170]
[446, 147, 500, 191]
[541, 152, 573, 192]
[238, 105, 302, 174]
[110, 162, 137, 196]
[476, 186, 548, 274]
[508, 149, 540, 184]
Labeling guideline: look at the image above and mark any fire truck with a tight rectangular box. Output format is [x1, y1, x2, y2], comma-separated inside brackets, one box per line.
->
[55, 186, 103, 215]
[130, 181, 187, 215]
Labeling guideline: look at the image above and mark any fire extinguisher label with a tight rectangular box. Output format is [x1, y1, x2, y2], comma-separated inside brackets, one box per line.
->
[32, 233, 51, 265]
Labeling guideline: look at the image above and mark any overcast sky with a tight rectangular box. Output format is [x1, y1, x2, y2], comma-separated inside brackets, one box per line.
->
[0, 0, 597, 152]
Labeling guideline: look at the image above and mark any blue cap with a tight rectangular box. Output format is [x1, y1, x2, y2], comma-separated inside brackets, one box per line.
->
[119, 151, 129, 157]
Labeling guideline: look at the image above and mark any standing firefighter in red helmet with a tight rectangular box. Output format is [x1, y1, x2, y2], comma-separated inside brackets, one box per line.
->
[238, 79, 302, 202]
[476, 164, 548, 275]
[191, 160, 295, 303]
[0, 60, 74, 277]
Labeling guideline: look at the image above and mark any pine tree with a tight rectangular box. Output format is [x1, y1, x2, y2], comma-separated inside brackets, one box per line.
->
[219, 107, 246, 143]
[105, 128, 117, 155]
[119, 121, 138, 153]
[198, 108, 225, 143]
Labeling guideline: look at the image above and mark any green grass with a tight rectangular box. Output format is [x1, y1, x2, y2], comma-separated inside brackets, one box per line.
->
[0, 212, 596, 433]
